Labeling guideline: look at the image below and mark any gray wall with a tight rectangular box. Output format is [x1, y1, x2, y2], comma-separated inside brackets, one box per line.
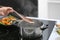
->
[48, 3, 60, 19]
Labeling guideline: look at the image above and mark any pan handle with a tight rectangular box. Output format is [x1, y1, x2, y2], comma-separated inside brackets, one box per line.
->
[40, 24, 48, 30]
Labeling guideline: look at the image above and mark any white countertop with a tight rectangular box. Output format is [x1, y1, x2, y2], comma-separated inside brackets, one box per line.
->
[26, 17, 60, 22]
[48, 25, 60, 40]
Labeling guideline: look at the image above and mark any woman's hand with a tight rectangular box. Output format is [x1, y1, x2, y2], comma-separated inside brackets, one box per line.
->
[0, 6, 14, 16]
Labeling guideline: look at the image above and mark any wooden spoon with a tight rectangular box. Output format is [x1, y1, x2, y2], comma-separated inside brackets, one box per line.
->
[14, 10, 34, 23]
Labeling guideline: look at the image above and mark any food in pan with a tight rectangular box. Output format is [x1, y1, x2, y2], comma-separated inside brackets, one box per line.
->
[56, 23, 60, 35]
[0, 15, 16, 25]
[56, 29, 60, 35]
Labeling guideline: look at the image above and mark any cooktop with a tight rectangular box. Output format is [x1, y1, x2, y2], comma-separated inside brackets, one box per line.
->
[0, 20, 56, 40]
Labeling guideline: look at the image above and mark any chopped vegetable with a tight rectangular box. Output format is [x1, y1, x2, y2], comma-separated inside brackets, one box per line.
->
[0, 15, 16, 25]
[57, 29, 60, 35]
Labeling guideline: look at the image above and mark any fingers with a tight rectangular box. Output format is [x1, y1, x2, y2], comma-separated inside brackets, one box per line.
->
[5, 7, 14, 13]
[0, 7, 14, 16]
[0, 12, 5, 16]
[7, 8, 14, 13]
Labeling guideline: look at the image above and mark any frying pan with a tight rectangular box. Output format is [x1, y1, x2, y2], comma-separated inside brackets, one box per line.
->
[19, 19, 48, 39]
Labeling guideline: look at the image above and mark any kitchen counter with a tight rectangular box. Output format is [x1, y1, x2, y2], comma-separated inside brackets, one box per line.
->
[48, 25, 60, 40]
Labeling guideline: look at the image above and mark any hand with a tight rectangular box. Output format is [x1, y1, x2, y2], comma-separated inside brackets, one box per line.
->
[0, 6, 14, 16]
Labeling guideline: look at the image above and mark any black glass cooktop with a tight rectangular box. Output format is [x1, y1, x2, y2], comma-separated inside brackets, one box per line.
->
[0, 20, 56, 40]
[20, 20, 56, 40]
[0, 25, 20, 40]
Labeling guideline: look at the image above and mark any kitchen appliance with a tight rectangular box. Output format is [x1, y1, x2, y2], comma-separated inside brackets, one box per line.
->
[0, 24, 20, 40]
[0, 19, 56, 40]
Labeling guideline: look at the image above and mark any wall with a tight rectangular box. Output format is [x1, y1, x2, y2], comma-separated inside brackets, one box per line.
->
[38, 0, 48, 18]
[48, 3, 60, 19]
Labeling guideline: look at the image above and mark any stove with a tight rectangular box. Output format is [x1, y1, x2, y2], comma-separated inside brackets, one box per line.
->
[0, 25, 20, 40]
[0, 20, 56, 40]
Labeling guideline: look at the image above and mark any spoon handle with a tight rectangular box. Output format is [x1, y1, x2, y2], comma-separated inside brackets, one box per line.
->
[14, 10, 34, 23]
